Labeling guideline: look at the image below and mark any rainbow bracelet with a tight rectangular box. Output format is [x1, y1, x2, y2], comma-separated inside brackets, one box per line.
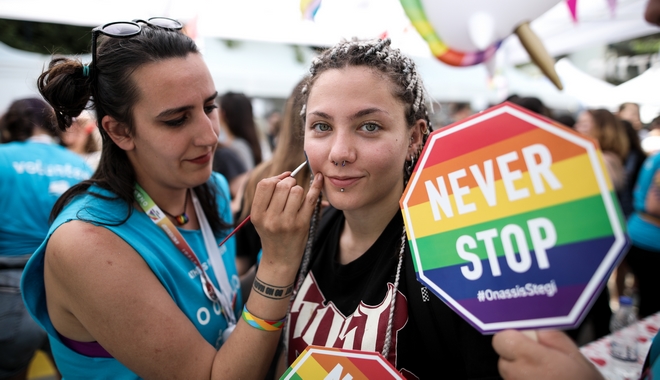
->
[241, 306, 286, 332]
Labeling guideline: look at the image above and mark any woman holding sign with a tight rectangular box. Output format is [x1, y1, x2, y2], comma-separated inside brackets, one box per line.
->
[279, 38, 500, 378]
[20, 18, 322, 378]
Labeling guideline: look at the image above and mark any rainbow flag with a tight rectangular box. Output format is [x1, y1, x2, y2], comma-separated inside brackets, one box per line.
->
[400, 103, 628, 332]
[281, 346, 403, 380]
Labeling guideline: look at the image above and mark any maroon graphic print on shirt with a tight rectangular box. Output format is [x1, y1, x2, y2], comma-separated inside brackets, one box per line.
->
[288, 272, 409, 367]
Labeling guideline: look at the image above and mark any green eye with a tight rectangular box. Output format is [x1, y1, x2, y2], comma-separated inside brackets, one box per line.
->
[313, 123, 331, 132]
[361, 123, 380, 132]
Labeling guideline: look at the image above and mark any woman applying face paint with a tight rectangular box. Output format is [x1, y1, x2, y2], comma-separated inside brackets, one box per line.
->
[21, 17, 322, 379]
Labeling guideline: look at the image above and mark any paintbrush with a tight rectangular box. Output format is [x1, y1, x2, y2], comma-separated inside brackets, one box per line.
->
[218, 160, 308, 248]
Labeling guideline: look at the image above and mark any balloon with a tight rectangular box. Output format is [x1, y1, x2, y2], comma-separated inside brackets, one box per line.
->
[400, 0, 564, 89]
[301, 0, 322, 21]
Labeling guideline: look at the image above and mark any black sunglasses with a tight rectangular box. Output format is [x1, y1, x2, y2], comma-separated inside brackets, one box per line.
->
[90, 17, 183, 78]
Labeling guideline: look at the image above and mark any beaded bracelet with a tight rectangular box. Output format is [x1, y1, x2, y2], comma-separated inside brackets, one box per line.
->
[241, 305, 286, 332]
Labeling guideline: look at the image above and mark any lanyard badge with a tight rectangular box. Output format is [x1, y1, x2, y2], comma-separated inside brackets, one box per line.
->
[134, 184, 237, 339]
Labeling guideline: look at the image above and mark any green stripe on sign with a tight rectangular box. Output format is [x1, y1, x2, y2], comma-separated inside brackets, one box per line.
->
[412, 194, 615, 271]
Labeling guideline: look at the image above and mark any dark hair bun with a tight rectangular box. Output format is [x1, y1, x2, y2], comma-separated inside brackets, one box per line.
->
[38, 57, 91, 131]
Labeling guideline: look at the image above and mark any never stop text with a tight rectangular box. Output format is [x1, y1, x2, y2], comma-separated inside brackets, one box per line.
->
[423, 143, 563, 280]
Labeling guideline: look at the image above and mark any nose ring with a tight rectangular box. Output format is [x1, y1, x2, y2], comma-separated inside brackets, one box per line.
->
[333, 161, 347, 167]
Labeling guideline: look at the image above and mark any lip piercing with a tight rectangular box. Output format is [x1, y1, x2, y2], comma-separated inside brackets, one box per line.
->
[340, 188, 345, 192]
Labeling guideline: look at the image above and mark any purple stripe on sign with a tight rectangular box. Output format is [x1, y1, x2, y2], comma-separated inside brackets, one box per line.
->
[457, 284, 586, 323]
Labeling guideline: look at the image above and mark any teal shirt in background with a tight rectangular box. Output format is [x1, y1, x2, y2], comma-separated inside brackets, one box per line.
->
[0, 140, 92, 257]
[627, 153, 660, 252]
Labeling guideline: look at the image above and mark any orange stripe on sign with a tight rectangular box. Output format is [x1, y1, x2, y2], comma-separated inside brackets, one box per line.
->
[422, 112, 539, 169]
[313, 353, 368, 380]
[406, 128, 588, 207]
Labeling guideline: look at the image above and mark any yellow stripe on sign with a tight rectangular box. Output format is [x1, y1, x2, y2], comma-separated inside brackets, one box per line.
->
[296, 355, 328, 378]
[27, 350, 56, 379]
[406, 153, 609, 238]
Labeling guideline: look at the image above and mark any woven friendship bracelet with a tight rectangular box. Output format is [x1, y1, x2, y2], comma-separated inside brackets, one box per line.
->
[241, 306, 286, 332]
[252, 277, 294, 299]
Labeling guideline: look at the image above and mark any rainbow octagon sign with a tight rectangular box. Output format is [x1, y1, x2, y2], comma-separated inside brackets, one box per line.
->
[400, 102, 629, 334]
[281, 345, 404, 380]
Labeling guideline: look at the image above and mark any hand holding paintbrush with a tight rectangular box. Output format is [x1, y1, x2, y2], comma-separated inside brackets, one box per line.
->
[218, 160, 310, 248]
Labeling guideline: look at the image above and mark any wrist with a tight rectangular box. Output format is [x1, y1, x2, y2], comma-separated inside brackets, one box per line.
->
[256, 248, 302, 281]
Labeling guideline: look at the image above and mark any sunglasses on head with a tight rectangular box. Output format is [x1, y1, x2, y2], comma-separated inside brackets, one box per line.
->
[90, 17, 183, 77]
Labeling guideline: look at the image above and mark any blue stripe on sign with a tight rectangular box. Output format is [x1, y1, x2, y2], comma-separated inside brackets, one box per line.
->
[418, 235, 616, 301]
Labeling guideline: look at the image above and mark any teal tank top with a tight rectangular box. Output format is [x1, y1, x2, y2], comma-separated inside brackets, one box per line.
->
[22, 173, 242, 379]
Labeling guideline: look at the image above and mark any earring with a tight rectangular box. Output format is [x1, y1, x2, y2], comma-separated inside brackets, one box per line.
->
[406, 154, 415, 178]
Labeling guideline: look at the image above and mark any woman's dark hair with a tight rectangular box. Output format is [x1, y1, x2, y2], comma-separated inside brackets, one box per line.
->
[239, 79, 309, 223]
[37, 24, 229, 232]
[509, 96, 551, 118]
[0, 97, 57, 143]
[620, 119, 645, 159]
[218, 92, 263, 166]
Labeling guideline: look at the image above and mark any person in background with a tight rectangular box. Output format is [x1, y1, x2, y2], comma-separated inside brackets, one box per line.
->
[575, 109, 629, 192]
[217, 92, 263, 171]
[212, 144, 248, 215]
[618, 102, 647, 140]
[449, 102, 472, 123]
[234, 79, 311, 277]
[0, 97, 92, 380]
[620, 119, 647, 218]
[276, 38, 500, 378]
[59, 110, 101, 170]
[20, 18, 321, 378]
[573, 108, 631, 341]
[509, 96, 553, 118]
[625, 151, 660, 318]
[265, 109, 282, 150]
[554, 113, 576, 129]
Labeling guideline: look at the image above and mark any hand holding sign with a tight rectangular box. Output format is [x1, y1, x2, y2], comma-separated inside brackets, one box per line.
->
[493, 330, 604, 380]
[400, 102, 629, 333]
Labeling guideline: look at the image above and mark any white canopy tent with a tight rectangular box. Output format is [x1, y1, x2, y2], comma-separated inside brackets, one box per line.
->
[0, 0, 656, 63]
[615, 66, 660, 107]
[0, 0, 656, 115]
[554, 57, 618, 109]
[0, 39, 585, 115]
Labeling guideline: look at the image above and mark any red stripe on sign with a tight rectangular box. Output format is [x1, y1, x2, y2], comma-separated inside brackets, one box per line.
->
[422, 111, 539, 169]
[405, 127, 587, 207]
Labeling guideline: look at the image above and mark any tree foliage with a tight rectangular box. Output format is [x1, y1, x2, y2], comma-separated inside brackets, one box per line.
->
[0, 19, 90, 55]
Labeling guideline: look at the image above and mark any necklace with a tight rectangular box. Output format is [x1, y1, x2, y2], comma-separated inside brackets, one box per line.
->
[160, 189, 190, 225]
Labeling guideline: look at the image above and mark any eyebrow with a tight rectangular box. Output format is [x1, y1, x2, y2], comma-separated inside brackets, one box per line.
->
[156, 92, 218, 118]
[309, 107, 387, 121]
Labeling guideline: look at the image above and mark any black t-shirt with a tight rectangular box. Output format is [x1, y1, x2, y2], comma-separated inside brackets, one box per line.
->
[287, 207, 501, 379]
[212, 146, 247, 183]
